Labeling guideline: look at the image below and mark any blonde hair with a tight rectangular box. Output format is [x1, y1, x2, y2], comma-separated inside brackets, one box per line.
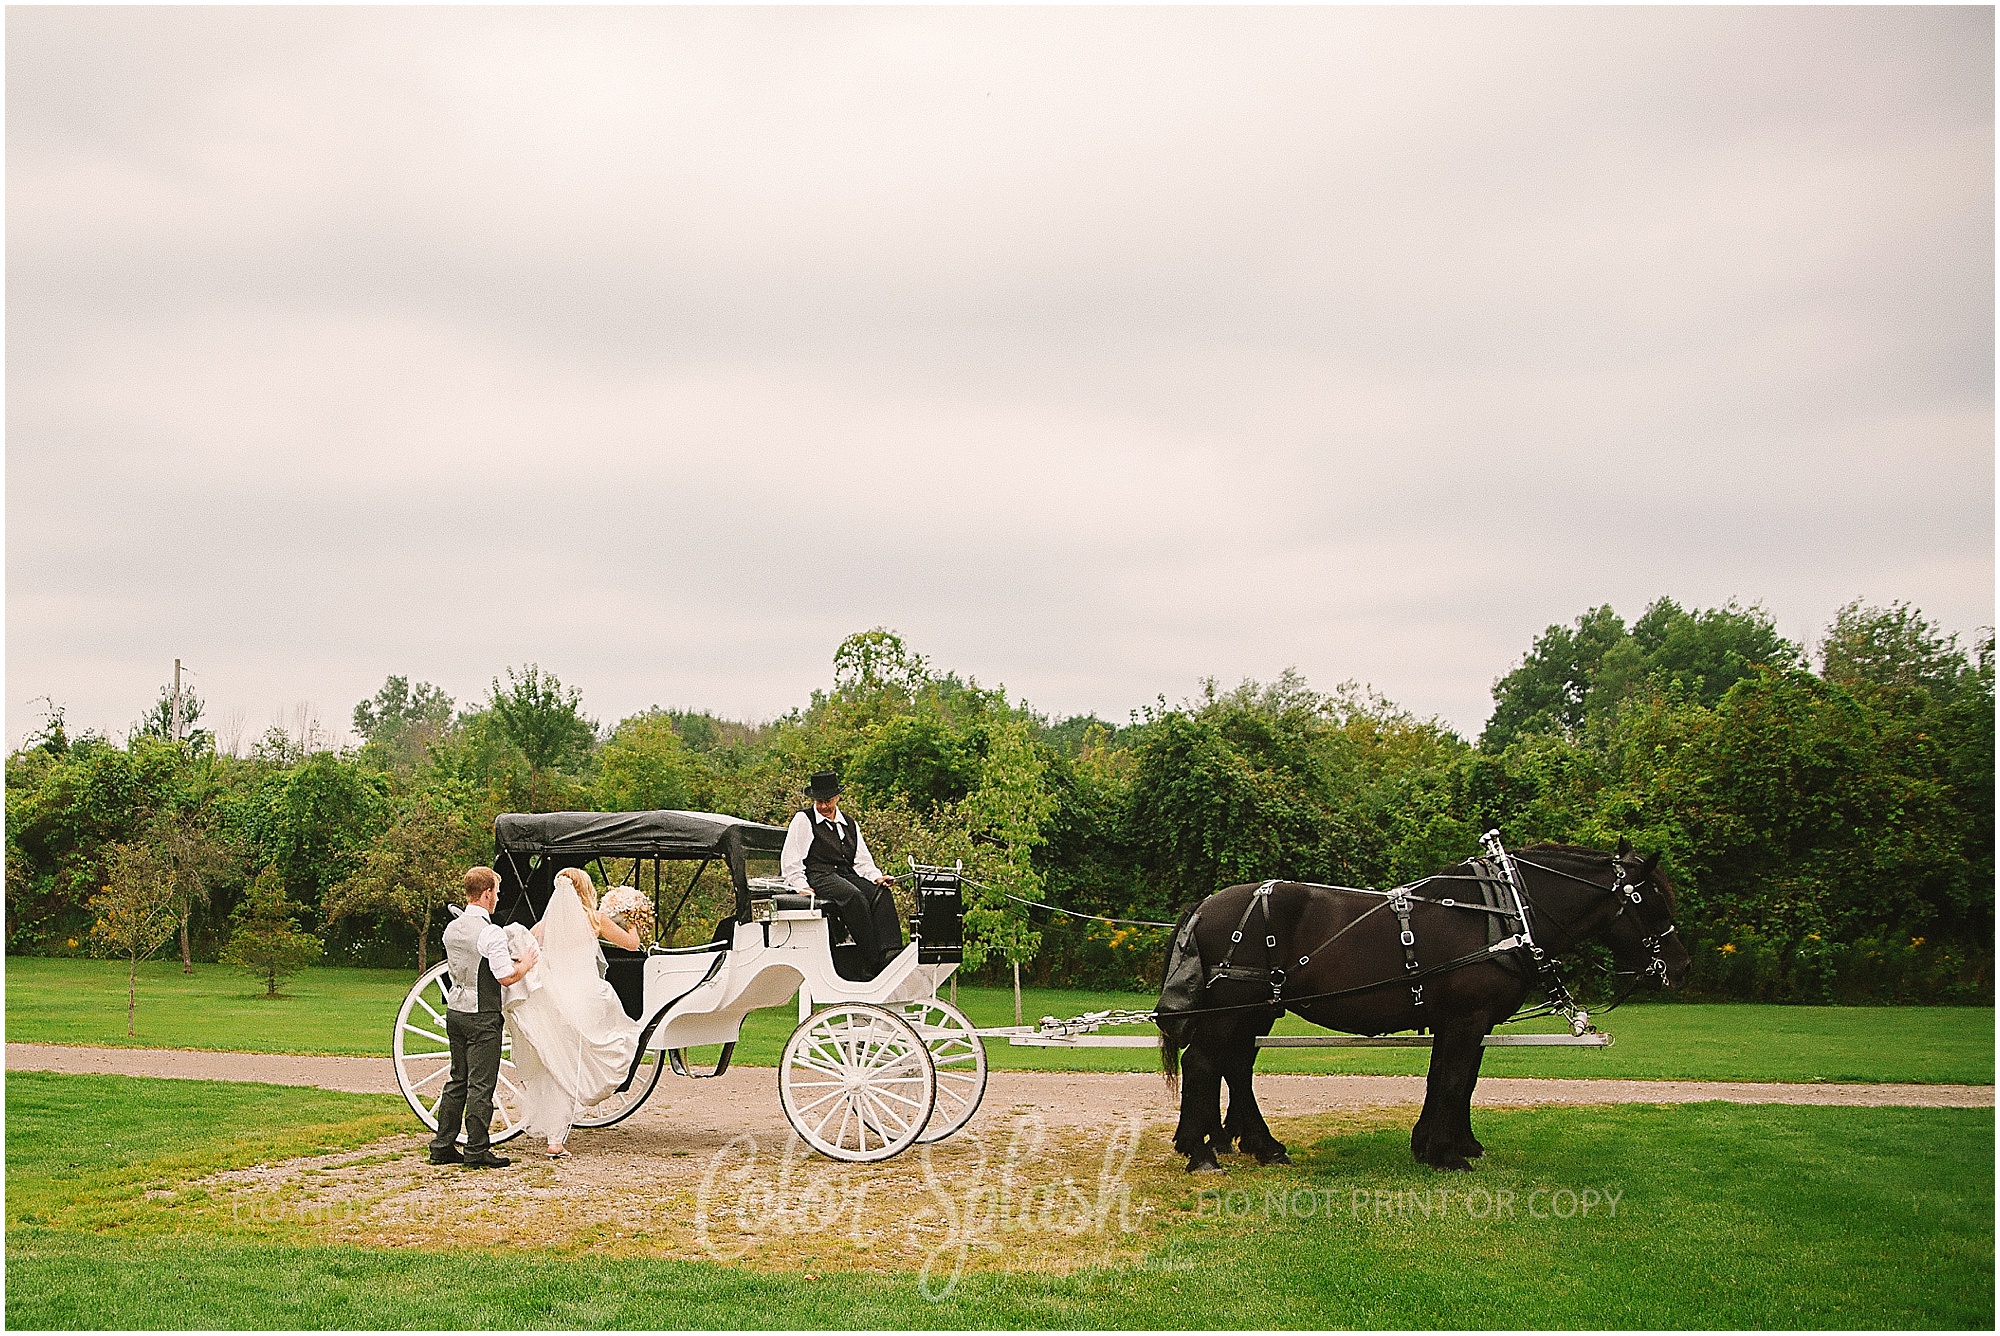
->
[556, 866, 597, 911]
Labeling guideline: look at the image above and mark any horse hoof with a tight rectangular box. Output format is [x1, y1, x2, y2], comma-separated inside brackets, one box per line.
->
[1429, 1155, 1472, 1173]
[1187, 1156, 1224, 1175]
[1462, 1143, 1485, 1159]
[1256, 1149, 1292, 1167]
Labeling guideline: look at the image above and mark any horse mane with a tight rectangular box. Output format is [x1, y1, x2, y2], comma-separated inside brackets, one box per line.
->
[1519, 841, 1611, 860]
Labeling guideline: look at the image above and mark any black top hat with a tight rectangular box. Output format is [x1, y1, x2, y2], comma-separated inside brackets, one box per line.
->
[805, 770, 842, 800]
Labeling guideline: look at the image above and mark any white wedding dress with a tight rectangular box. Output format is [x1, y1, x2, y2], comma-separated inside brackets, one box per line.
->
[503, 878, 641, 1143]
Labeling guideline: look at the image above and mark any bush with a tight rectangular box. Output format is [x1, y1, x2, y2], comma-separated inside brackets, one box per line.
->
[1680, 926, 1991, 1005]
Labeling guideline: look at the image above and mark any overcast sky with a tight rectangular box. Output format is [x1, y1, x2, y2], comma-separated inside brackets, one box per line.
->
[7, 5, 1993, 753]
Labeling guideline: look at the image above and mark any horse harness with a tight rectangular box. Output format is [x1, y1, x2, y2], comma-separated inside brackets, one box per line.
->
[1192, 831, 1673, 1026]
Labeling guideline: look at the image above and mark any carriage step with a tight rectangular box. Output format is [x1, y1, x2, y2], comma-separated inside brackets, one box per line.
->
[669, 1042, 737, 1076]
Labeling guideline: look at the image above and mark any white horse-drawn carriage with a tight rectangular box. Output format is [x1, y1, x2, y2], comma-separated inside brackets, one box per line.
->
[393, 810, 987, 1162]
[394, 811, 1628, 1165]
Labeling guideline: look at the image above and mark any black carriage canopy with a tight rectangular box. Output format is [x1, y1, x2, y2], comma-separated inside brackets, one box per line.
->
[491, 810, 789, 936]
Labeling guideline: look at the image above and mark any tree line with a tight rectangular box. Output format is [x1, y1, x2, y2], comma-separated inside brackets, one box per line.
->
[5, 597, 1990, 1005]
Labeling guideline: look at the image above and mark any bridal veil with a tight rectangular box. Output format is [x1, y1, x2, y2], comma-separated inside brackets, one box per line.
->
[505, 870, 641, 1142]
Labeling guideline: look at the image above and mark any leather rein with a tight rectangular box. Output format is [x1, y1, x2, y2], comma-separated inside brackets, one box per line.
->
[1178, 833, 1674, 1024]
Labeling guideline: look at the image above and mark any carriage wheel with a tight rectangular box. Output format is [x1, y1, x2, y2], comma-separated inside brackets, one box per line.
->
[571, 1048, 666, 1129]
[779, 1004, 936, 1163]
[899, 997, 988, 1143]
[392, 962, 527, 1146]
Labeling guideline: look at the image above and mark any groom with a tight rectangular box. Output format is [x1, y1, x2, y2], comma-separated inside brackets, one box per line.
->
[428, 866, 537, 1168]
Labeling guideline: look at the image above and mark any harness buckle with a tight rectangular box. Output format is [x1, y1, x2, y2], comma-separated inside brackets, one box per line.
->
[1230, 931, 1242, 943]
[1265, 935, 1277, 948]
[1400, 929, 1415, 947]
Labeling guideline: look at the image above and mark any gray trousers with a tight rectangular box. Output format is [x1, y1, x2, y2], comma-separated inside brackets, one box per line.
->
[431, 1009, 505, 1154]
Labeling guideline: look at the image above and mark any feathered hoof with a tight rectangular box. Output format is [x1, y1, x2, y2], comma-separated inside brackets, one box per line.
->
[1255, 1148, 1292, 1166]
[1186, 1155, 1225, 1175]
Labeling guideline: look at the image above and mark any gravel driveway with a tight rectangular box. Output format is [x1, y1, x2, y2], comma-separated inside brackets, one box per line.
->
[10, 1043, 1992, 1128]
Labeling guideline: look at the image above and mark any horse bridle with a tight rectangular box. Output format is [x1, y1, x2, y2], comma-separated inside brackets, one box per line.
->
[1509, 850, 1677, 990]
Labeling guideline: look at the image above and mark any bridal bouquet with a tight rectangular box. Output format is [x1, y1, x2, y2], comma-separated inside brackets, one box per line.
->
[600, 886, 657, 947]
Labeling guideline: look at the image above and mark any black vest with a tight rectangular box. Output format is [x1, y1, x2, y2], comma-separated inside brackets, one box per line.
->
[442, 910, 505, 1014]
[802, 809, 859, 878]
[476, 957, 501, 1012]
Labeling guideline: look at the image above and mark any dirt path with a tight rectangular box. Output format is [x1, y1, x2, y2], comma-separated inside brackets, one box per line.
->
[10, 1043, 1993, 1122]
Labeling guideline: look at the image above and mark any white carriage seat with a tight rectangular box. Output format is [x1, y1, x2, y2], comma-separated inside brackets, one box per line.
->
[770, 891, 859, 948]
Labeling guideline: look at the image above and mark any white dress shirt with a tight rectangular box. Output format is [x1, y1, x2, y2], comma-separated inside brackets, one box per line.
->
[780, 808, 885, 894]
[445, 905, 524, 1012]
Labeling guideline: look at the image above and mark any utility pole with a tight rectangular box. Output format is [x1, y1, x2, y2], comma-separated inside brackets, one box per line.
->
[171, 658, 183, 744]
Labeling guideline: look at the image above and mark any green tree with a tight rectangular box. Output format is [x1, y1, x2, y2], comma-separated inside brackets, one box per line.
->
[424, 706, 530, 811]
[353, 675, 455, 773]
[596, 711, 694, 812]
[956, 719, 1056, 972]
[489, 665, 596, 804]
[1481, 605, 1628, 750]
[88, 842, 183, 1036]
[847, 714, 979, 816]
[323, 793, 476, 973]
[134, 679, 212, 751]
[1484, 599, 1803, 750]
[1631, 598, 1800, 695]
[1124, 710, 1303, 906]
[146, 808, 235, 974]
[5, 734, 186, 951]
[833, 628, 929, 699]
[26, 698, 69, 758]
[222, 866, 324, 998]
[1815, 602, 1994, 941]
[238, 751, 388, 911]
[1820, 600, 1972, 701]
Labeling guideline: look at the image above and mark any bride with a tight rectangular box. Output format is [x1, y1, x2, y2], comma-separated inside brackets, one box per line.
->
[504, 866, 644, 1159]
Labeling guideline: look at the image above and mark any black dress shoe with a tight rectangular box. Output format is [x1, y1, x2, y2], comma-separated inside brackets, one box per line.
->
[427, 1148, 465, 1165]
[462, 1152, 512, 1169]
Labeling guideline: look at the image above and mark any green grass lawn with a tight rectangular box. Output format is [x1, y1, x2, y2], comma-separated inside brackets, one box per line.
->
[5, 1070, 1992, 1328]
[7, 958, 1993, 1084]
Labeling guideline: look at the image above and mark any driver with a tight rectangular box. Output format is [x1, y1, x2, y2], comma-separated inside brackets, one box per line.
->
[780, 770, 902, 976]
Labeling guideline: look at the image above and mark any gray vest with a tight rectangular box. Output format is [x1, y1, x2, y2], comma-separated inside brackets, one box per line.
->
[442, 910, 503, 1014]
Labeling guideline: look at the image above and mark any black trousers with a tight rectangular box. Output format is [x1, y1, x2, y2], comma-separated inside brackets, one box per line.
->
[432, 1009, 504, 1154]
[806, 869, 903, 972]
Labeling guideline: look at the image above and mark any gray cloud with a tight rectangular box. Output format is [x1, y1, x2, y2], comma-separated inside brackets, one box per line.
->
[8, 6, 1992, 749]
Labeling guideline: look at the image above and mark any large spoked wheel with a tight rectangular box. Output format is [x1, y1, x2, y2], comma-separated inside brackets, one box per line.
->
[899, 997, 988, 1144]
[779, 1004, 936, 1163]
[392, 962, 527, 1146]
[571, 1048, 666, 1129]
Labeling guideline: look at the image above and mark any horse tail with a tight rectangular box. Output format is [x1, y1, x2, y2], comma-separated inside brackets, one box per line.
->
[1158, 903, 1200, 1098]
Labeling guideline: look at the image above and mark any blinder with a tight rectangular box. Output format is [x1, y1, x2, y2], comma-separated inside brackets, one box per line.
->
[1604, 854, 1675, 986]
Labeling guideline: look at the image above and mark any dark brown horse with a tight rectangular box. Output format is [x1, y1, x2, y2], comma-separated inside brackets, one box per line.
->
[1158, 839, 1691, 1173]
